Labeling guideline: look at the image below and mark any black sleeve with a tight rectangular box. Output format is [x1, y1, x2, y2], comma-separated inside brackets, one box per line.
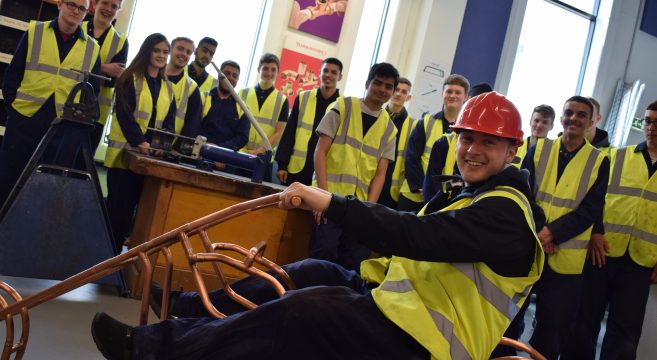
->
[521, 144, 537, 194]
[218, 112, 250, 151]
[325, 194, 536, 264]
[405, 119, 426, 192]
[275, 97, 301, 169]
[115, 80, 149, 146]
[2, 32, 29, 106]
[161, 99, 177, 133]
[278, 99, 290, 123]
[422, 136, 449, 202]
[179, 88, 202, 138]
[104, 38, 128, 88]
[549, 157, 610, 244]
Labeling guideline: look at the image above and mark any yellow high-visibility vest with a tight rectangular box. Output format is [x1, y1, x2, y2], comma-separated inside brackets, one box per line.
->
[533, 137, 605, 274]
[170, 74, 198, 134]
[315, 97, 397, 200]
[361, 185, 544, 359]
[399, 114, 448, 202]
[104, 75, 173, 169]
[82, 21, 126, 125]
[237, 87, 287, 151]
[12, 21, 99, 118]
[287, 89, 339, 174]
[604, 145, 657, 267]
[389, 114, 416, 202]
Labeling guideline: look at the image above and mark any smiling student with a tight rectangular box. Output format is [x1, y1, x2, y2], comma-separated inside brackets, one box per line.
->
[91, 92, 544, 360]
[103, 33, 176, 253]
[83, 0, 129, 148]
[165, 37, 202, 137]
[0, 0, 101, 206]
[521, 96, 609, 359]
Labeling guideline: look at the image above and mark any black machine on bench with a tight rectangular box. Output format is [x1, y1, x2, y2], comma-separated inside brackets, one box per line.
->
[148, 61, 273, 184]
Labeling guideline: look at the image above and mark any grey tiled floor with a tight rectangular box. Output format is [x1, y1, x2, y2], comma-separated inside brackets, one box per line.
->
[0, 275, 157, 359]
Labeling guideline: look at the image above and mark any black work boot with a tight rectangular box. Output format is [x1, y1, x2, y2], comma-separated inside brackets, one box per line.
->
[91, 312, 133, 360]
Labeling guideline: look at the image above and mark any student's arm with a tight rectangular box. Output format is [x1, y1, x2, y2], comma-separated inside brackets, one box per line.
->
[367, 158, 389, 202]
[101, 38, 128, 85]
[405, 120, 427, 192]
[314, 134, 333, 190]
[115, 80, 147, 147]
[2, 32, 28, 106]
[275, 97, 301, 174]
[218, 112, 250, 151]
[178, 88, 202, 138]
[267, 100, 290, 148]
[423, 137, 449, 202]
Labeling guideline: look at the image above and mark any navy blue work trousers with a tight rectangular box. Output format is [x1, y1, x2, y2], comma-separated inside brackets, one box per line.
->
[562, 253, 652, 360]
[133, 259, 428, 360]
[310, 220, 372, 271]
[529, 264, 583, 359]
[106, 167, 143, 253]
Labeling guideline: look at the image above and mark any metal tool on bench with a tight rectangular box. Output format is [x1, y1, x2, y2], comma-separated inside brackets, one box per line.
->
[147, 61, 274, 183]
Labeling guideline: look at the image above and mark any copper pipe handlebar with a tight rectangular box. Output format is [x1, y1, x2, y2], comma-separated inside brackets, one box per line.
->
[0, 193, 300, 358]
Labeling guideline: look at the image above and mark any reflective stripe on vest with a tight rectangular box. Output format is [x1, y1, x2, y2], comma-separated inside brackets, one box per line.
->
[363, 185, 543, 359]
[172, 75, 198, 133]
[389, 115, 416, 201]
[83, 21, 126, 124]
[288, 89, 329, 173]
[399, 114, 448, 203]
[319, 97, 397, 200]
[603, 146, 657, 267]
[104, 74, 173, 169]
[238, 87, 286, 150]
[534, 137, 605, 274]
[13, 21, 99, 118]
[513, 140, 529, 168]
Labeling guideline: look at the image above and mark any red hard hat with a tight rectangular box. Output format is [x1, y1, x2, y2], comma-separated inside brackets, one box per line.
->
[450, 91, 524, 146]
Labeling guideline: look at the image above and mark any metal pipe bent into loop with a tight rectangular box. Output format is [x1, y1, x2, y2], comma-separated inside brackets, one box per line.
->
[0, 193, 298, 359]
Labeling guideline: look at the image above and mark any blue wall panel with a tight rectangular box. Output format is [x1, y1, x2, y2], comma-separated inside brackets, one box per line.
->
[640, 0, 657, 38]
[451, 0, 513, 88]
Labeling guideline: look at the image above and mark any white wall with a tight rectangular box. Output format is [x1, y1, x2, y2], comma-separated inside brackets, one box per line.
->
[590, 0, 657, 131]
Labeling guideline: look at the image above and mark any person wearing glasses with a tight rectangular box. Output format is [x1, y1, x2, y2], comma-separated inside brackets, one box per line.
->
[521, 96, 609, 359]
[563, 100, 657, 360]
[83, 0, 129, 148]
[0, 0, 101, 206]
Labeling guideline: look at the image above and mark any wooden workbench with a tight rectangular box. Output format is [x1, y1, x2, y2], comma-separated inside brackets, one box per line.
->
[123, 152, 311, 297]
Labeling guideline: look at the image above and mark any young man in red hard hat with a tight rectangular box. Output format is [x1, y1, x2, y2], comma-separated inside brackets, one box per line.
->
[91, 92, 545, 360]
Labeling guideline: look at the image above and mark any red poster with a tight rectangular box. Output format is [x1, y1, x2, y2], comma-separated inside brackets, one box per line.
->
[275, 48, 324, 108]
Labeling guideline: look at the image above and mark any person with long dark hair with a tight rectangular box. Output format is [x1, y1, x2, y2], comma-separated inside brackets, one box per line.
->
[103, 33, 176, 253]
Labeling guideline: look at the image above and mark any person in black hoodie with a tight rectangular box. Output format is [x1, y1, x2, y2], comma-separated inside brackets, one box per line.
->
[91, 92, 545, 360]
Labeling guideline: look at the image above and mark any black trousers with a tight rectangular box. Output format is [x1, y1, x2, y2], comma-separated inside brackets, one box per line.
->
[529, 264, 583, 359]
[562, 253, 652, 360]
[133, 259, 428, 360]
[397, 193, 423, 212]
[106, 167, 144, 252]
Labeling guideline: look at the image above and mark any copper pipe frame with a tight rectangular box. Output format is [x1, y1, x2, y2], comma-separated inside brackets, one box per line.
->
[0, 193, 296, 359]
[494, 337, 546, 360]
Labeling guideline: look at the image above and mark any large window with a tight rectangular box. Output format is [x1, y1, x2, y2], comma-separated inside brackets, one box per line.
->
[126, 0, 268, 90]
[506, 0, 599, 138]
[343, 0, 397, 96]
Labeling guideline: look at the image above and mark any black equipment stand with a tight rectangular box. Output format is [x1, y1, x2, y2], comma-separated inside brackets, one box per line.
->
[0, 71, 127, 295]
